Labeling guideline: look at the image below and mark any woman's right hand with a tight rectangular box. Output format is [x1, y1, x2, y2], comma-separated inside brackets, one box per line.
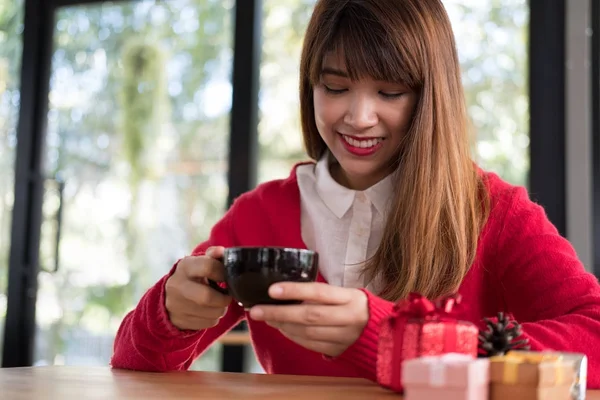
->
[165, 246, 233, 331]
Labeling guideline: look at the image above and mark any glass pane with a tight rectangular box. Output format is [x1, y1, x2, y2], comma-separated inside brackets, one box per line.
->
[36, 1, 233, 370]
[257, 0, 530, 187]
[445, 0, 529, 186]
[258, 0, 317, 183]
[0, 0, 24, 362]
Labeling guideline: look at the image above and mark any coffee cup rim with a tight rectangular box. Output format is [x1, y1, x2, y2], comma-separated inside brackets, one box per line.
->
[224, 246, 316, 255]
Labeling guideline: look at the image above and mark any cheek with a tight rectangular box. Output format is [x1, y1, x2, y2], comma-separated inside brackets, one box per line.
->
[385, 103, 416, 137]
[313, 94, 329, 128]
[313, 92, 341, 131]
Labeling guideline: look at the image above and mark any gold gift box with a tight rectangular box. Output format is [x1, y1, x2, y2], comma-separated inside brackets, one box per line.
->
[489, 351, 577, 400]
[497, 351, 588, 400]
[559, 352, 588, 400]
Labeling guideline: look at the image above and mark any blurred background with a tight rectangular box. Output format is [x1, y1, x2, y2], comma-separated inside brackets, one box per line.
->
[0, 0, 598, 373]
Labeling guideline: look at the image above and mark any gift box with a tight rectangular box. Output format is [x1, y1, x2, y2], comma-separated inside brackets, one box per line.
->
[402, 353, 489, 400]
[489, 351, 577, 400]
[560, 352, 588, 400]
[377, 293, 479, 393]
[504, 351, 588, 400]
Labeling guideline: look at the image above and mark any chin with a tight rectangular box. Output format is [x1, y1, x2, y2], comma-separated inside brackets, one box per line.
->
[338, 162, 384, 186]
[338, 161, 375, 176]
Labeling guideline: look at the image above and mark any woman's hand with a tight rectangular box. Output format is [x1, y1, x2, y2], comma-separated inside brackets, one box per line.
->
[249, 282, 369, 357]
[165, 246, 232, 331]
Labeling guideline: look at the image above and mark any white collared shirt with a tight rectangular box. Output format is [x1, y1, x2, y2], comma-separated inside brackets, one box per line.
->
[296, 154, 393, 293]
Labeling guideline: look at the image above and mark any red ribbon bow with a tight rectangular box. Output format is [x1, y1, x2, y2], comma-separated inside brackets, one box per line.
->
[392, 292, 462, 321]
[379, 292, 469, 392]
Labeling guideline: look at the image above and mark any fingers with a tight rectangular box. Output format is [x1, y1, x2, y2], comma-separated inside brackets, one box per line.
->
[169, 314, 226, 331]
[205, 246, 224, 259]
[267, 322, 348, 344]
[276, 330, 347, 357]
[249, 303, 357, 326]
[181, 306, 229, 321]
[171, 300, 229, 321]
[179, 253, 226, 283]
[267, 282, 354, 305]
[164, 282, 230, 316]
[164, 278, 231, 330]
[165, 248, 232, 331]
[178, 279, 232, 309]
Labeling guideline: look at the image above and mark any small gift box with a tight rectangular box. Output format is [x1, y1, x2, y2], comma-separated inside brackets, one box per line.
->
[377, 293, 479, 393]
[489, 351, 577, 400]
[402, 353, 490, 400]
[505, 351, 588, 400]
[560, 352, 588, 400]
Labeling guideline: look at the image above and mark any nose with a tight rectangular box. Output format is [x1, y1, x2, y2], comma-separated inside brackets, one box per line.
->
[343, 94, 378, 131]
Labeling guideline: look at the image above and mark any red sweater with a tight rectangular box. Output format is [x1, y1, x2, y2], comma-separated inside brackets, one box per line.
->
[111, 165, 600, 388]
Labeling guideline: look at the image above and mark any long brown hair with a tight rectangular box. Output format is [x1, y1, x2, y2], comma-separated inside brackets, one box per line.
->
[299, 0, 490, 301]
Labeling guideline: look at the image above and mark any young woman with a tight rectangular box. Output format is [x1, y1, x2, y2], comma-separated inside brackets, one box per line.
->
[111, 0, 600, 387]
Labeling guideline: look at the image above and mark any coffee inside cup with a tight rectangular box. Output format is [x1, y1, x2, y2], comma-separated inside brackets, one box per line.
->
[208, 247, 318, 309]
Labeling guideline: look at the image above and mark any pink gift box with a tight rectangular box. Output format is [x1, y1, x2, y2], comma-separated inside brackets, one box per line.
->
[402, 354, 490, 400]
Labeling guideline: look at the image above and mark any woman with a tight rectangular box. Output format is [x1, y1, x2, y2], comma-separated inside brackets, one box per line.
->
[111, 0, 600, 387]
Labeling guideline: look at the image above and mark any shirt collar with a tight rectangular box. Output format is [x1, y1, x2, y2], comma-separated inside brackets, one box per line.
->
[315, 153, 394, 219]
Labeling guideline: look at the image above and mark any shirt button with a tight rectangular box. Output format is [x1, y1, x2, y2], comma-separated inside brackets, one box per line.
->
[356, 192, 367, 203]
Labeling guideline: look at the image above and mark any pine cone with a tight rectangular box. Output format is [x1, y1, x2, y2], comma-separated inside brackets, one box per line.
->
[478, 312, 530, 357]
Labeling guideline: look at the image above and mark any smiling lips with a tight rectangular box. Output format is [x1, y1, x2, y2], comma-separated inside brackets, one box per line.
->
[339, 133, 385, 156]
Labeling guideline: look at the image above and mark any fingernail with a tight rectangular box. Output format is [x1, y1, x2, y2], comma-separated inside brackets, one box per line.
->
[270, 285, 283, 296]
[250, 307, 264, 319]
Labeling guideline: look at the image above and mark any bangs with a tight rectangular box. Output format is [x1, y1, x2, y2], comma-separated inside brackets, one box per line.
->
[308, 5, 420, 89]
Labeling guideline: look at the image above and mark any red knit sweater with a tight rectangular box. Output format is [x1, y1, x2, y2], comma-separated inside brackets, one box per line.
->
[111, 166, 600, 388]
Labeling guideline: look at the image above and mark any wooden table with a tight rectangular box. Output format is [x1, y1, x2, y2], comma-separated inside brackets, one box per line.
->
[1, 366, 599, 399]
[0, 366, 397, 399]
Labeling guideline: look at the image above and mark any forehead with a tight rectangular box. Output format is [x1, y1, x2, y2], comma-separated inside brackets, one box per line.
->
[321, 52, 344, 68]
[319, 51, 405, 86]
[319, 51, 365, 80]
[309, 33, 417, 88]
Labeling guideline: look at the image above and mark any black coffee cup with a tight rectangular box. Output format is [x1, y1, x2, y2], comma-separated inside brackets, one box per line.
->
[208, 247, 319, 309]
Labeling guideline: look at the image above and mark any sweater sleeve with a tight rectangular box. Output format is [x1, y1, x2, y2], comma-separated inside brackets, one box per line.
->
[495, 186, 600, 388]
[110, 200, 245, 372]
[335, 290, 395, 382]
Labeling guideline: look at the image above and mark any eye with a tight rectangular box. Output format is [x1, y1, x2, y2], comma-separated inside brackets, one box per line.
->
[379, 91, 405, 99]
[323, 85, 347, 95]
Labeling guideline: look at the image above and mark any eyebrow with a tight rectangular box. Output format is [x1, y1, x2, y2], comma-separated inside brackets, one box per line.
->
[320, 67, 349, 78]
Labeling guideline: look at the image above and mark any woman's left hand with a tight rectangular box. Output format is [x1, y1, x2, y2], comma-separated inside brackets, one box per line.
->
[248, 282, 369, 357]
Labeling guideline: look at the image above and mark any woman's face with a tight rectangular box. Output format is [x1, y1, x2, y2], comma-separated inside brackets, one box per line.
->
[313, 53, 418, 190]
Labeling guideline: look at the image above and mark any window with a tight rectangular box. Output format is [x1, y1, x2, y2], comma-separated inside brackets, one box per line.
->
[0, 0, 24, 362]
[258, 0, 530, 187]
[445, 0, 529, 186]
[35, 1, 232, 369]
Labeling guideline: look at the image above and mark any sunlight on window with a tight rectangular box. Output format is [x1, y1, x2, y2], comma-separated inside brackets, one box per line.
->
[258, 0, 529, 187]
[0, 0, 24, 363]
[34, 0, 232, 370]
